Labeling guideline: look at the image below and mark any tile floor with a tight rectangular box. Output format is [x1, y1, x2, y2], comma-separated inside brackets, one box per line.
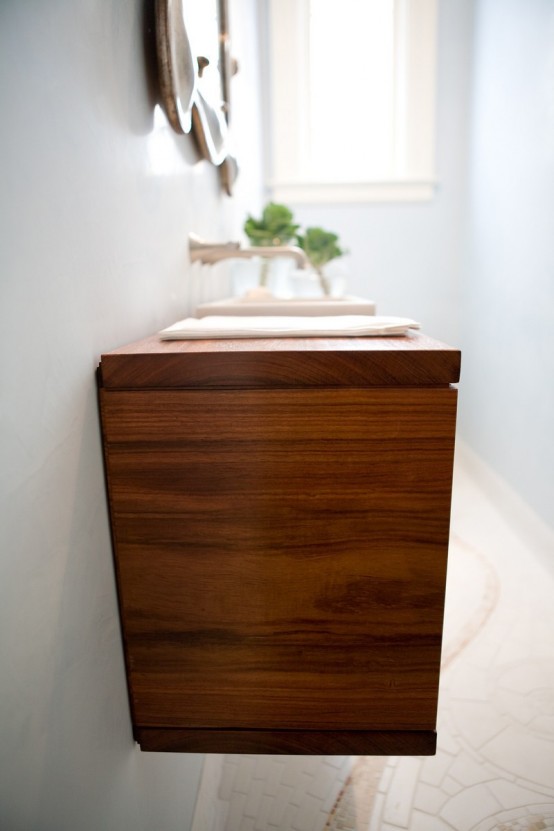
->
[191, 448, 554, 831]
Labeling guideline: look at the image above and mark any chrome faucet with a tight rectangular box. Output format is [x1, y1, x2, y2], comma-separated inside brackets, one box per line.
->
[189, 233, 308, 269]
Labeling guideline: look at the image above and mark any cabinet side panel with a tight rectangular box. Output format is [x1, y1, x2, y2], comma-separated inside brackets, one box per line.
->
[101, 388, 457, 732]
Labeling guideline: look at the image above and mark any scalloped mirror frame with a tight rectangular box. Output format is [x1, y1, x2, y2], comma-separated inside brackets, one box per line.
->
[155, 0, 196, 134]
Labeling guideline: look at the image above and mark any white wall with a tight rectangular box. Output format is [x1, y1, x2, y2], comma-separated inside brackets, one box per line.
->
[0, 2, 263, 829]
[268, 0, 475, 347]
[460, 0, 554, 528]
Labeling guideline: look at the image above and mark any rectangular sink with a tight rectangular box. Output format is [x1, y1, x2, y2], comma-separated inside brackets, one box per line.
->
[194, 295, 376, 318]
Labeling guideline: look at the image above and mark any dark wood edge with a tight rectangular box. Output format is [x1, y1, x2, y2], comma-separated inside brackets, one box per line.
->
[134, 728, 437, 756]
[95, 372, 140, 733]
[99, 352, 461, 390]
[98, 332, 461, 390]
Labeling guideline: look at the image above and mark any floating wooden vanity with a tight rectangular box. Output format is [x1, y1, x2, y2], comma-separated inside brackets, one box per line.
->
[98, 331, 460, 755]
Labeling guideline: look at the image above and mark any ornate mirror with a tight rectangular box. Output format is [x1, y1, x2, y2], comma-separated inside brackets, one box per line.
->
[155, 0, 238, 191]
[155, 0, 196, 134]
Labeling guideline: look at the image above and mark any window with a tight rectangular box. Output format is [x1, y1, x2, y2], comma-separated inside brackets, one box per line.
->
[266, 0, 438, 202]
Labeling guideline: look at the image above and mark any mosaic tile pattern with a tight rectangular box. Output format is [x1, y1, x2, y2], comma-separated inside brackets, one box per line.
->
[215, 755, 353, 831]
[482, 812, 554, 831]
[324, 757, 386, 830]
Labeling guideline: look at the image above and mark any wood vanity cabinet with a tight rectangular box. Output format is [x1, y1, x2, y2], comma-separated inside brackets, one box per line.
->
[98, 332, 460, 755]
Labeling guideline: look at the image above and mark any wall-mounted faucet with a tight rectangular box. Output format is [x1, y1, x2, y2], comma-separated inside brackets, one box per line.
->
[189, 233, 308, 269]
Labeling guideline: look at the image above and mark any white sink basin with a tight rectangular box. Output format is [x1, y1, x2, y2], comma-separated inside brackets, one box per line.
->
[194, 295, 376, 318]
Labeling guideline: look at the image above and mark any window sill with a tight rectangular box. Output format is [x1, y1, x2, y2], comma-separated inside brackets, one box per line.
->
[269, 179, 438, 205]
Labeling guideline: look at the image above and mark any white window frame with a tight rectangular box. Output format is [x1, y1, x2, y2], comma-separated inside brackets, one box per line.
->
[266, 0, 438, 203]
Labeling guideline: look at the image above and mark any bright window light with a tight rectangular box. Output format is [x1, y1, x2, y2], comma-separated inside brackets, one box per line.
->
[267, 0, 438, 203]
[308, 0, 395, 181]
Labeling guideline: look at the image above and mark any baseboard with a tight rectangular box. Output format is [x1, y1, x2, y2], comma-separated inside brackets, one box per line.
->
[455, 440, 554, 574]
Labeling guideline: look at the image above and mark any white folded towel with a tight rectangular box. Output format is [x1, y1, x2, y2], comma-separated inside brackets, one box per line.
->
[159, 315, 420, 340]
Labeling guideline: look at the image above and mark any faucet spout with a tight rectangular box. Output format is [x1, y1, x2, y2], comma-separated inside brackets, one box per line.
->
[189, 233, 308, 269]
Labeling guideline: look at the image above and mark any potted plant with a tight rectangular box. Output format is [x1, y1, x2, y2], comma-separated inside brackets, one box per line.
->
[243, 202, 299, 287]
[296, 227, 346, 296]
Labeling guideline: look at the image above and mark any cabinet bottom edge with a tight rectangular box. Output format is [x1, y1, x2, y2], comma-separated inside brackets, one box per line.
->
[134, 727, 437, 756]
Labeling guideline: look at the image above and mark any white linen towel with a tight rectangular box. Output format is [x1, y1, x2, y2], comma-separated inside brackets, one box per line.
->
[159, 315, 420, 340]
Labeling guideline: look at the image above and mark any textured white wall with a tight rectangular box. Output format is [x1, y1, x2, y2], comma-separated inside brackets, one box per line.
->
[460, 0, 554, 528]
[0, 1, 263, 829]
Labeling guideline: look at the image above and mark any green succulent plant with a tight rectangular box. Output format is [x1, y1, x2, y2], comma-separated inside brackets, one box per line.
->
[296, 227, 344, 269]
[296, 227, 346, 295]
[243, 202, 300, 287]
[243, 202, 300, 247]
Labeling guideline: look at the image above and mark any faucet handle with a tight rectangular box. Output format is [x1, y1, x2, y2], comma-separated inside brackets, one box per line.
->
[188, 232, 309, 269]
[189, 233, 241, 265]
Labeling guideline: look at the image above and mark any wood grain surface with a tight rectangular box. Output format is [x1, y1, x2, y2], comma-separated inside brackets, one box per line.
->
[99, 332, 461, 390]
[100, 383, 458, 749]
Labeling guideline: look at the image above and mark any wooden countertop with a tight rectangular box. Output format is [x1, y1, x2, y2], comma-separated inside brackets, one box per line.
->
[99, 331, 461, 390]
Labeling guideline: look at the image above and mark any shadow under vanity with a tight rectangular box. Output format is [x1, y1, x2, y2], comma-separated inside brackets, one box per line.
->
[98, 331, 460, 755]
